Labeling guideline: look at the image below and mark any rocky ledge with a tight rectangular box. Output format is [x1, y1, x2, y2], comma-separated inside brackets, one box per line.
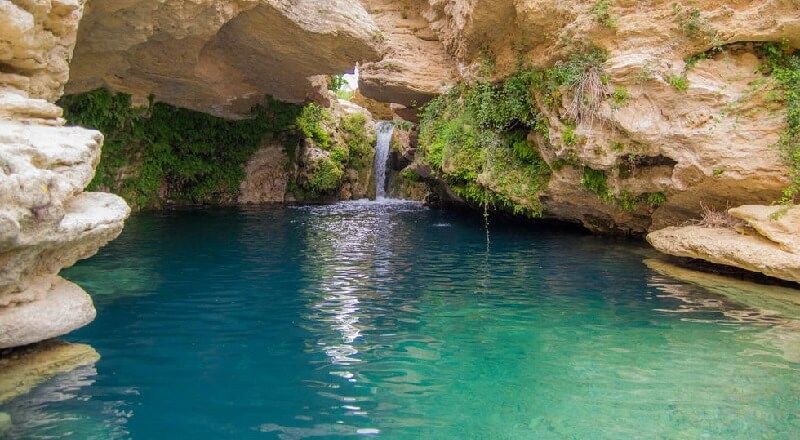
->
[0, 109, 130, 348]
[648, 205, 800, 284]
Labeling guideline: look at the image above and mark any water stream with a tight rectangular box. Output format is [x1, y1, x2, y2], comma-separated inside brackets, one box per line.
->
[373, 122, 394, 200]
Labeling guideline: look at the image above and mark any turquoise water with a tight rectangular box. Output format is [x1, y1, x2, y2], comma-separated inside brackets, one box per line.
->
[1, 202, 799, 439]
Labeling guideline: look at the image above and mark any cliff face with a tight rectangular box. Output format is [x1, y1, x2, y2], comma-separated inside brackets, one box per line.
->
[0, 0, 130, 348]
[358, 0, 800, 234]
[65, 0, 385, 118]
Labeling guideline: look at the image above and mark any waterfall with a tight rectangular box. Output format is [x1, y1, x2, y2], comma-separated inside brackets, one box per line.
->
[374, 121, 394, 200]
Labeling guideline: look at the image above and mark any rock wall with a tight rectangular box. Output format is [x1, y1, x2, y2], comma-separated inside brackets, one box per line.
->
[65, 0, 386, 118]
[358, 0, 800, 234]
[1, 0, 130, 348]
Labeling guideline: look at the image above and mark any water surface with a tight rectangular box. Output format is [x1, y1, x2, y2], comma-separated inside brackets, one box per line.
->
[2, 202, 799, 439]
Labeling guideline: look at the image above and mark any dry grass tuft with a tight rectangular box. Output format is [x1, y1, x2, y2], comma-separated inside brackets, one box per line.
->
[567, 66, 604, 126]
[688, 203, 744, 228]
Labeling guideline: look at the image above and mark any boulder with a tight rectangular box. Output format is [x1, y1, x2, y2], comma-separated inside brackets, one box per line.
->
[647, 206, 800, 284]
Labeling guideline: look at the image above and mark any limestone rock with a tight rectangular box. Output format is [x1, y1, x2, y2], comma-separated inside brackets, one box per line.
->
[729, 205, 800, 254]
[66, 0, 385, 118]
[0, 277, 95, 349]
[0, 0, 86, 101]
[358, 0, 457, 108]
[647, 217, 800, 284]
[0, 339, 99, 404]
[239, 141, 291, 204]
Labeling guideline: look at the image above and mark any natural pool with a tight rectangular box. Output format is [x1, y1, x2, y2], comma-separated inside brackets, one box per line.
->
[1, 202, 799, 439]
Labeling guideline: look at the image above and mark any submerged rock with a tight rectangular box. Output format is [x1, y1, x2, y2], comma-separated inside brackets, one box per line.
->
[0, 340, 100, 404]
[647, 205, 800, 284]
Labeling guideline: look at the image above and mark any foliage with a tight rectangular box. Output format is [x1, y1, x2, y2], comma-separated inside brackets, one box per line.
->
[340, 113, 375, 169]
[757, 42, 800, 204]
[419, 70, 550, 216]
[672, 4, 717, 41]
[591, 0, 618, 29]
[296, 103, 332, 148]
[581, 166, 665, 211]
[612, 86, 630, 108]
[667, 74, 689, 91]
[581, 167, 613, 203]
[328, 74, 348, 92]
[305, 157, 344, 193]
[59, 89, 301, 209]
[646, 192, 667, 207]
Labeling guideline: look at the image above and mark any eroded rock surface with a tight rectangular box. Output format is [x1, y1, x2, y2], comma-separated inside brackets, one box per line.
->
[361, 1, 798, 233]
[647, 205, 800, 283]
[66, 0, 385, 118]
[1, 0, 130, 348]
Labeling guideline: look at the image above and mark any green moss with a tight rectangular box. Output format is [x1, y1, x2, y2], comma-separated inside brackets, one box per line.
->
[59, 89, 301, 209]
[672, 5, 717, 41]
[581, 167, 613, 203]
[340, 113, 374, 169]
[562, 122, 579, 146]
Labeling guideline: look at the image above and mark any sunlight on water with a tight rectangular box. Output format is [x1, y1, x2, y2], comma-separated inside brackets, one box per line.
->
[1, 203, 798, 439]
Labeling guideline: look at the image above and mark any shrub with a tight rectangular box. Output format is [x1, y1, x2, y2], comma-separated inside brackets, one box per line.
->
[612, 86, 630, 108]
[667, 74, 690, 91]
[59, 89, 301, 209]
[592, 0, 618, 28]
[296, 103, 332, 148]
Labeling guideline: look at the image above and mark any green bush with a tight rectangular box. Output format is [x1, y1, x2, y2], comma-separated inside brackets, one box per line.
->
[419, 70, 550, 216]
[306, 157, 344, 193]
[59, 89, 301, 209]
[667, 74, 689, 91]
[296, 103, 332, 148]
[592, 0, 618, 28]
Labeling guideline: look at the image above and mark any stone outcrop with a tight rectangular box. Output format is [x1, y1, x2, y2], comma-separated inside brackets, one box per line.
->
[358, 0, 457, 109]
[1, 0, 130, 348]
[648, 205, 800, 283]
[239, 99, 378, 204]
[357, 1, 799, 234]
[65, 0, 385, 118]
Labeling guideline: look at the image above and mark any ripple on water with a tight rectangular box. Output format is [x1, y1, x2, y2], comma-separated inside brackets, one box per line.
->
[0, 205, 798, 439]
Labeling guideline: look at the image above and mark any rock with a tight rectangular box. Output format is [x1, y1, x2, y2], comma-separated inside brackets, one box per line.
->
[239, 141, 291, 204]
[0, 339, 100, 404]
[65, 0, 385, 118]
[0, 119, 130, 306]
[647, 219, 800, 284]
[358, 0, 457, 108]
[356, 1, 799, 233]
[728, 205, 800, 254]
[0, 278, 95, 349]
[0, 1, 130, 348]
[0, 0, 86, 101]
